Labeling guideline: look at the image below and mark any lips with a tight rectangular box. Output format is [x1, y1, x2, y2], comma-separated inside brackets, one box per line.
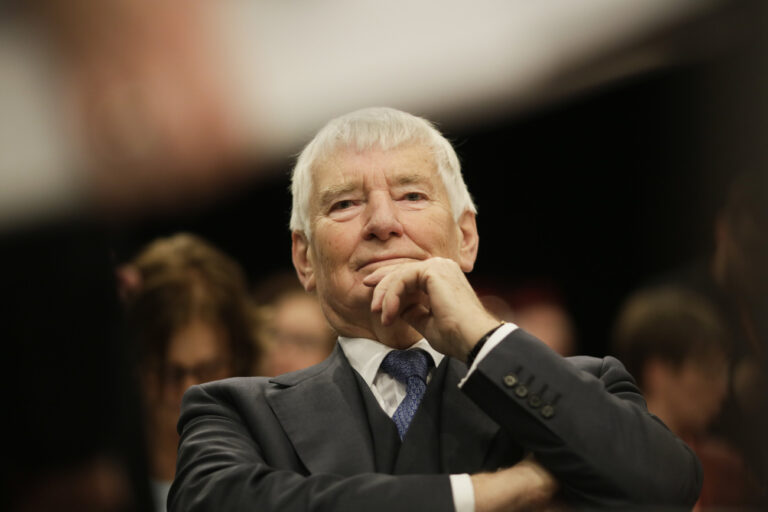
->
[356, 256, 419, 272]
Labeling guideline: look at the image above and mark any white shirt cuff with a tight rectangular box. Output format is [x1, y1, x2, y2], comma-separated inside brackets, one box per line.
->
[458, 322, 518, 388]
[449, 473, 475, 512]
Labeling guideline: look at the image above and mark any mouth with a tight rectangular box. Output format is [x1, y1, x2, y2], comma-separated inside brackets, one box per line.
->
[356, 257, 419, 273]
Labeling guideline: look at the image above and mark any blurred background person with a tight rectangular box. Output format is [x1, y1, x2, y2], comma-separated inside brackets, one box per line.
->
[612, 286, 761, 511]
[251, 272, 336, 377]
[658, 171, 768, 499]
[119, 233, 259, 512]
[476, 280, 577, 356]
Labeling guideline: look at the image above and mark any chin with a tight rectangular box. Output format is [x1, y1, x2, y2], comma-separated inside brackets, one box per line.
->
[383, 320, 422, 338]
[324, 287, 372, 317]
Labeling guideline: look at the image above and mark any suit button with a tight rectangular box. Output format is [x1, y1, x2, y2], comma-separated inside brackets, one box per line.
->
[503, 374, 519, 387]
[514, 385, 528, 398]
[528, 395, 542, 408]
[541, 404, 555, 418]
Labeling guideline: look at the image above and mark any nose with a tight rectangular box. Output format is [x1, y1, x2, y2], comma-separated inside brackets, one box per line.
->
[363, 193, 404, 241]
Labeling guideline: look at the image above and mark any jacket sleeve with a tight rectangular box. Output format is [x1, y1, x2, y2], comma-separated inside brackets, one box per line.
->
[167, 381, 454, 512]
[461, 328, 702, 509]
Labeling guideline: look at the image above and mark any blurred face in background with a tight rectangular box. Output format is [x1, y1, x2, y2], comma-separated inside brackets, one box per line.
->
[140, 319, 234, 481]
[258, 292, 335, 376]
[646, 350, 729, 436]
[145, 320, 233, 411]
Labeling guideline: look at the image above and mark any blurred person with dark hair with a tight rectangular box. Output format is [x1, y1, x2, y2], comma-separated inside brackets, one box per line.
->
[707, 172, 768, 372]
[711, 173, 768, 432]
[119, 233, 259, 511]
[713, 172, 768, 311]
[252, 272, 336, 377]
[661, 171, 768, 499]
[613, 286, 760, 510]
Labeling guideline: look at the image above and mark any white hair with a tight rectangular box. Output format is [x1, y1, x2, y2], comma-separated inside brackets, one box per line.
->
[289, 107, 476, 237]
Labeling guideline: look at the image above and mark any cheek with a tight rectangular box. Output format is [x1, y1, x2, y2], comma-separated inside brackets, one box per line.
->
[315, 232, 350, 268]
[681, 373, 721, 416]
[403, 212, 459, 254]
[312, 232, 357, 288]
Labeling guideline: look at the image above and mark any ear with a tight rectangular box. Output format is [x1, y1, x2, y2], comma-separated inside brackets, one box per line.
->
[292, 231, 316, 292]
[456, 210, 480, 272]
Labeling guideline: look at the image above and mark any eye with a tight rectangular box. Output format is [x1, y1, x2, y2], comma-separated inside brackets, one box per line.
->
[330, 199, 356, 212]
[402, 192, 425, 201]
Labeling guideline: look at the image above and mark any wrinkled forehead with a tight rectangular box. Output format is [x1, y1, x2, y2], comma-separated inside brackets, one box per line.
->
[309, 143, 441, 202]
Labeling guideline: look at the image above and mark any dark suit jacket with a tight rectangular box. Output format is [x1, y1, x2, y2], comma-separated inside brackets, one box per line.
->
[168, 329, 701, 511]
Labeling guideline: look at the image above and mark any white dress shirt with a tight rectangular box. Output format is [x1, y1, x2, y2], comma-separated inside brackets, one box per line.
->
[338, 322, 518, 512]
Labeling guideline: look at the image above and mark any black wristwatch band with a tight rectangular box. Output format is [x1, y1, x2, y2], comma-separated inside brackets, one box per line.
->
[466, 321, 505, 367]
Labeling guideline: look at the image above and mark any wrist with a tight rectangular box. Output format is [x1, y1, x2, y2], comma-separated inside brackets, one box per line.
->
[465, 320, 505, 366]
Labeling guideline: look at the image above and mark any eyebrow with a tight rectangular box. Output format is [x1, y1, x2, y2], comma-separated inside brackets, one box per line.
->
[392, 173, 432, 187]
[316, 172, 434, 207]
[318, 183, 360, 208]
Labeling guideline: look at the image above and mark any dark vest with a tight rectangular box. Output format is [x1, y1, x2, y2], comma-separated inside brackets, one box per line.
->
[351, 355, 524, 477]
[353, 358, 448, 474]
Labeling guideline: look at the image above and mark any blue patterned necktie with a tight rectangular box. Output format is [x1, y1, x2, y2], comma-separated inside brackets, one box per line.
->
[380, 349, 434, 440]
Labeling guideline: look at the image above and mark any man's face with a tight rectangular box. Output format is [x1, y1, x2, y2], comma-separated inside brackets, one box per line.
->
[292, 143, 478, 335]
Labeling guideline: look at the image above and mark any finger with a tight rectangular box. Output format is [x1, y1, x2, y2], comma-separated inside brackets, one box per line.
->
[369, 262, 417, 311]
[401, 293, 431, 330]
[363, 265, 398, 287]
[380, 277, 408, 325]
[370, 272, 392, 313]
[380, 268, 427, 325]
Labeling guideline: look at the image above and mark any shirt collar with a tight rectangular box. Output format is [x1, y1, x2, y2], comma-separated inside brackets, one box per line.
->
[337, 336, 444, 387]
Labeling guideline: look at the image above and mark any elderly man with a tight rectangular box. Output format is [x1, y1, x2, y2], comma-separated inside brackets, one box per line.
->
[169, 108, 701, 511]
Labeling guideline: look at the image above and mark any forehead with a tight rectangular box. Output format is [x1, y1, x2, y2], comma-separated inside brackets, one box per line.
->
[166, 321, 228, 364]
[311, 144, 441, 199]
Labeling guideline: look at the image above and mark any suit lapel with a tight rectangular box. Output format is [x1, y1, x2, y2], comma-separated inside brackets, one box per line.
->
[440, 358, 503, 474]
[265, 345, 376, 475]
[265, 348, 505, 476]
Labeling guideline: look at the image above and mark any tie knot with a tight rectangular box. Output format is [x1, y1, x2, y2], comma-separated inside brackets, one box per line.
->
[380, 349, 432, 384]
